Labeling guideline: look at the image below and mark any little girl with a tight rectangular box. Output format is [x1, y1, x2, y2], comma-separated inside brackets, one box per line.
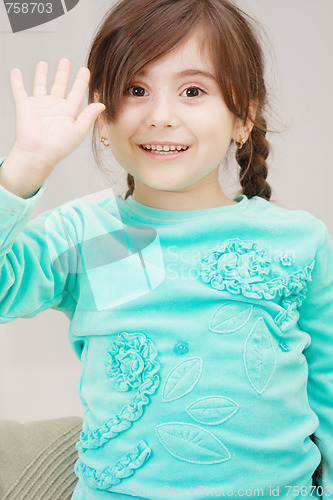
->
[0, 0, 332, 499]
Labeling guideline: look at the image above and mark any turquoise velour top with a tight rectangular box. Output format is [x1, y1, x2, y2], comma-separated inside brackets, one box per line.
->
[0, 156, 333, 499]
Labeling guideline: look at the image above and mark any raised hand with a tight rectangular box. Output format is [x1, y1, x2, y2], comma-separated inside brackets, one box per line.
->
[11, 58, 105, 169]
[0, 58, 105, 198]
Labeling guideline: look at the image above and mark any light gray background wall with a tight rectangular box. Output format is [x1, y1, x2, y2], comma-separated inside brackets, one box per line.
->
[0, 0, 332, 422]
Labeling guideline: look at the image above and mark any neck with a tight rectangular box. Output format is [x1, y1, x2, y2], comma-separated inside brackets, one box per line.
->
[131, 185, 236, 211]
[130, 170, 237, 211]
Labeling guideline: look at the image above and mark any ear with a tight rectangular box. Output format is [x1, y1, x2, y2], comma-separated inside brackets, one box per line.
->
[232, 99, 258, 143]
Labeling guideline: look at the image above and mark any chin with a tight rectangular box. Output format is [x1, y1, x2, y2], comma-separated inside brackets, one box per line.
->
[135, 176, 191, 193]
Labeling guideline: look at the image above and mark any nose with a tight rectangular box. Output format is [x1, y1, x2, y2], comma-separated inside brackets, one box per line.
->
[145, 92, 179, 128]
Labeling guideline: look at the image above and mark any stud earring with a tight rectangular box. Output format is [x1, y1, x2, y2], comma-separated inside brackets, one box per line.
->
[235, 138, 246, 150]
[100, 137, 110, 148]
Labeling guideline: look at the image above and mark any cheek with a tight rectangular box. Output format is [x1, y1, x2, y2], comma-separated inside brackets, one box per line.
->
[211, 104, 236, 128]
[195, 108, 235, 159]
[191, 101, 235, 132]
[118, 105, 143, 127]
[107, 107, 139, 137]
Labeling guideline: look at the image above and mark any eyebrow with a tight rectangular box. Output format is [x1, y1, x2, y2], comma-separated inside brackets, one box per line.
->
[176, 69, 217, 82]
[137, 68, 217, 83]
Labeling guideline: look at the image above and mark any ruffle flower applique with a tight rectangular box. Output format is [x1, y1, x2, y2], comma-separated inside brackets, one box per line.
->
[105, 331, 157, 392]
[76, 332, 160, 490]
[76, 441, 151, 490]
[77, 332, 160, 453]
[200, 239, 315, 332]
[200, 239, 271, 294]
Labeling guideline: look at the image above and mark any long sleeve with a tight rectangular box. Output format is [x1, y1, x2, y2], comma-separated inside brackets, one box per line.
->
[0, 159, 77, 323]
[299, 221, 333, 496]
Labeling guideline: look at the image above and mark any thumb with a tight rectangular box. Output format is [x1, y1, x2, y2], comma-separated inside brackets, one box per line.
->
[76, 103, 106, 137]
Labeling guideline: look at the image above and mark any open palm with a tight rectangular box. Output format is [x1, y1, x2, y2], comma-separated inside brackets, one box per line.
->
[10, 58, 105, 173]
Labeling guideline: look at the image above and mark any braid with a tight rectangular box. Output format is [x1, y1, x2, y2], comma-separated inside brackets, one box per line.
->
[125, 173, 135, 200]
[236, 111, 271, 201]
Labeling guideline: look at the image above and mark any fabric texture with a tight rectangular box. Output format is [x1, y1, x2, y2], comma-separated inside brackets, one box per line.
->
[0, 417, 82, 500]
[0, 159, 332, 499]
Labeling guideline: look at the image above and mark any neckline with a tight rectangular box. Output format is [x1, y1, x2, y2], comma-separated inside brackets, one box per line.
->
[116, 194, 253, 224]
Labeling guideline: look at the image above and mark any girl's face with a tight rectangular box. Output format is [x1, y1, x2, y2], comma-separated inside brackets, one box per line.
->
[100, 32, 244, 209]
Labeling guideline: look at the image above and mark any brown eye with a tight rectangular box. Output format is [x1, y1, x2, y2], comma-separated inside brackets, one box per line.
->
[126, 86, 148, 97]
[181, 87, 205, 98]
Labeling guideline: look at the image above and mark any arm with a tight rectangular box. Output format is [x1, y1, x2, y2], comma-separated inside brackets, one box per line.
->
[0, 58, 105, 320]
[299, 221, 333, 497]
[0, 159, 77, 321]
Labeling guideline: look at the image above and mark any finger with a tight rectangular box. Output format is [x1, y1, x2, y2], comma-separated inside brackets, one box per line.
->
[76, 102, 106, 138]
[50, 58, 71, 98]
[66, 67, 90, 112]
[9, 68, 28, 103]
[33, 61, 49, 97]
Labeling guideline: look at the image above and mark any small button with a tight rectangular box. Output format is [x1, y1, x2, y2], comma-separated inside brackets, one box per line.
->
[174, 341, 189, 355]
[280, 254, 293, 267]
[279, 341, 290, 352]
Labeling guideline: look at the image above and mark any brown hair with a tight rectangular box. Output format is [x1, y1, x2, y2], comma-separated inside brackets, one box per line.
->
[87, 0, 272, 201]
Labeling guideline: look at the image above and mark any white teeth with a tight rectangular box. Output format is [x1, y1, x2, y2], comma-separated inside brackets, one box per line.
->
[141, 144, 188, 153]
[142, 144, 187, 150]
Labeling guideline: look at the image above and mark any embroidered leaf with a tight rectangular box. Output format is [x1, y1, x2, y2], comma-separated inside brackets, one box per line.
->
[186, 396, 239, 425]
[243, 317, 276, 394]
[155, 423, 231, 464]
[209, 302, 253, 333]
[162, 358, 202, 402]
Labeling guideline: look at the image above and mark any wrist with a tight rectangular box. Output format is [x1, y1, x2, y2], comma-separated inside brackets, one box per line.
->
[0, 168, 44, 199]
[0, 148, 48, 199]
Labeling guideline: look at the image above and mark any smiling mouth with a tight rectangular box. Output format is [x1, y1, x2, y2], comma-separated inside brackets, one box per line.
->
[139, 144, 189, 154]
